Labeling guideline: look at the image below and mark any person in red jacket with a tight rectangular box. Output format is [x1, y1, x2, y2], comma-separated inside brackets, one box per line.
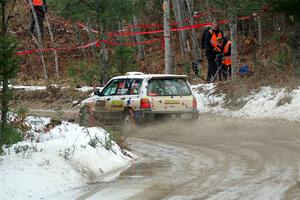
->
[29, 0, 48, 36]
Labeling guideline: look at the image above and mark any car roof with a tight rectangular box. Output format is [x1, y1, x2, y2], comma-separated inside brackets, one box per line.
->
[111, 73, 188, 80]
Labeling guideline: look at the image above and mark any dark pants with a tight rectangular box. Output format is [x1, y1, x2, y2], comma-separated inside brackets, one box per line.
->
[30, 6, 45, 36]
[220, 64, 231, 81]
[206, 52, 217, 83]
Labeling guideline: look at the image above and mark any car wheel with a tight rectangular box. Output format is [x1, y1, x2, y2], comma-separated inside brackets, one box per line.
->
[123, 109, 136, 131]
[191, 112, 200, 121]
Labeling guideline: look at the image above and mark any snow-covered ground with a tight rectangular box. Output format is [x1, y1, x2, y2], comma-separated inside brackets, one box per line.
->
[192, 84, 300, 122]
[0, 117, 133, 200]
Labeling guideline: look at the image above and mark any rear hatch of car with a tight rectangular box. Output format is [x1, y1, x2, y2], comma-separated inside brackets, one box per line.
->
[146, 76, 195, 112]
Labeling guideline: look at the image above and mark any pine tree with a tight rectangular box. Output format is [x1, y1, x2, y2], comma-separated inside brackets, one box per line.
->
[0, 36, 19, 127]
[0, 1, 19, 129]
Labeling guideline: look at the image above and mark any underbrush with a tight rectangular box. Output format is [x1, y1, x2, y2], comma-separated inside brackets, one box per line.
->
[87, 128, 127, 151]
[214, 36, 298, 108]
[214, 63, 299, 110]
[12, 86, 89, 106]
[67, 61, 100, 87]
[0, 107, 32, 154]
[0, 124, 23, 154]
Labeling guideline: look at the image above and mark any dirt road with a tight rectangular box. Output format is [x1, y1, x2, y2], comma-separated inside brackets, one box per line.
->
[78, 114, 300, 199]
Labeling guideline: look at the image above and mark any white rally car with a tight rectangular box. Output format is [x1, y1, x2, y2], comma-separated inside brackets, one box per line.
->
[80, 72, 199, 128]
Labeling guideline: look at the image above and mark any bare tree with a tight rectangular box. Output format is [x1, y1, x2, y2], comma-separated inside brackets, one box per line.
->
[45, 14, 59, 79]
[133, 15, 145, 60]
[205, 0, 213, 22]
[99, 23, 109, 84]
[75, 25, 87, 60]
[28, 0, 48, 80]
[185, 0, 201, 61]
[294, 21, 300, 78]
[229, 16, 238, 79]
[172, 0, 188, 55]
[163, 0, 174, 74]
[257, 16, 262, 47]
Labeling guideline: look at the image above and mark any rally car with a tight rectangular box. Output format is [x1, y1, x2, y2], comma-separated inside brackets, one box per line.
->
[80, 72, 199, 129]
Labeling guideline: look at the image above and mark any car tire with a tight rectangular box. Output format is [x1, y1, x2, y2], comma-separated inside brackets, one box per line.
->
[123, 109, 136, 131]
[191, 112, 200, 121]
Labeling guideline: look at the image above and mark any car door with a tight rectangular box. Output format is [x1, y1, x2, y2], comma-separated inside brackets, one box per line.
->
[99, 79, 121, 112]
[101, 78, 143, 111]
[125, 79, 143, 111]
[110, 79, 143, 112]
[110, 79, 131, 112]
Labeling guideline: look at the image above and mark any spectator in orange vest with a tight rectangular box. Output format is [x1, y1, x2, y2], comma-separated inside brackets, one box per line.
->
[203, 22, 223, 82]
[220, 36, 232, 80]
[29, 0, 48, 36]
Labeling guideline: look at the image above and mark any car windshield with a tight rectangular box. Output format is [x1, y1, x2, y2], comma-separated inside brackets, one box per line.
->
[147, 78, 192, 96]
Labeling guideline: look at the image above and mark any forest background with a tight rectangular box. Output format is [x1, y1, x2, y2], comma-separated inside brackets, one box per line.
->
[1, 0, 300, 86]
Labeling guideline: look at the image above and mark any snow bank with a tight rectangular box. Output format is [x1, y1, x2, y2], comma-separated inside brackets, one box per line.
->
[13, 85, 47, 91]
[192, 84, 300, 122]
[0, 117, 133, 200]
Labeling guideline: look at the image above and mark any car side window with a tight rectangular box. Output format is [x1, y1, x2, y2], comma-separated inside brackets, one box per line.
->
[102, 79, 133, 96]
[129, 79, 143, 95]
[147, 79, 164, 96]
[116, 79, 131, 95]
[102, 79, 143, 96]
[102, 79, 119, 96]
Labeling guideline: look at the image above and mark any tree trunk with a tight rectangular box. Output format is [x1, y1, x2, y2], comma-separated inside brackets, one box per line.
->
[94, 0, 109, 84]
[1, 78, 8, 127]
[1, 2, 7, 127]
[28, 0, 48, 80]
[257, 16, 262, 47]
[100, 42, 109, 83]
[45, 14, 59, 79]
[1, 2, 6, 34]
[252, 44, 257, 69]
[1, 2, 16, 127]
[87, 21, 97, 57]
[185, 0, 201, 61]
[294, 20, 300, 78]
[133, 15, 145, 60]
[205, 0, 213, 22]
[75, 25, 87, 60]
[230, 18, 238, 79]
[99, 23, 109, 84]
[163, 0, 174, 74]
[172, 0, 188, 55]
[241, 20, 245, 38]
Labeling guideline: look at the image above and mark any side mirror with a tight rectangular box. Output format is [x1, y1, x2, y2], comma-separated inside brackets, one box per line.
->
[94, 90, 102, 96]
